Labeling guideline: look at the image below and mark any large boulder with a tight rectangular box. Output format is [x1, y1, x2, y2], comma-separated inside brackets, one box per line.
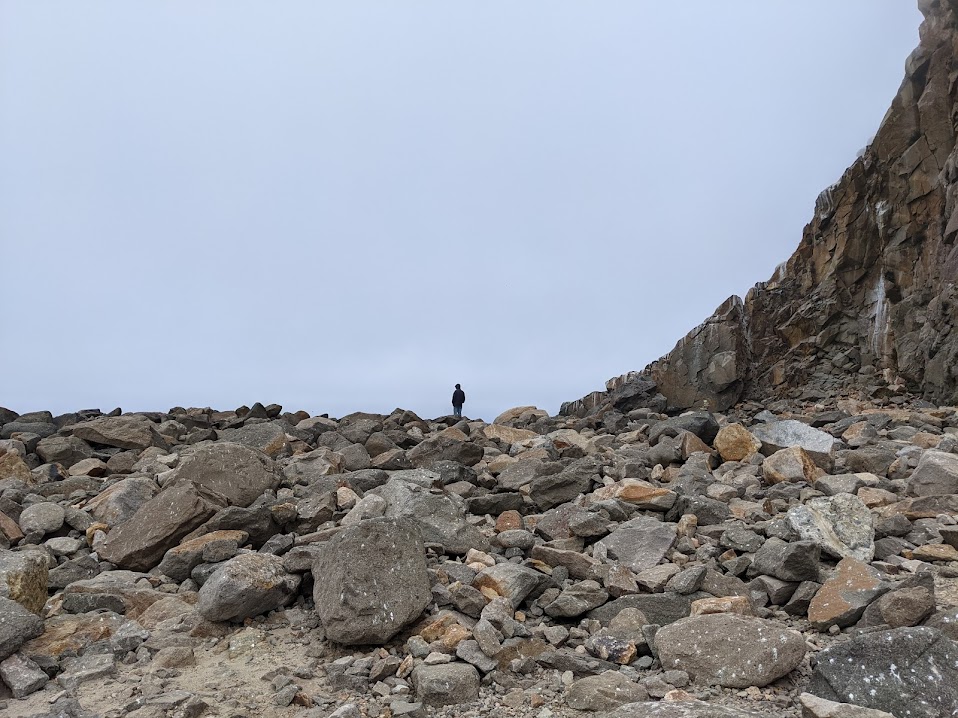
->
[371, 478, 489, 554]
[605, 702, 768, 717]
[197, 553, 299, 622]
[655, 614, 805, 688]
[84, 477, 160, 527]
[217, 422, 290, 459]
[312, 518, 431, 645]
[787, 493, 875, 562]
[36, 435, 93, 467]
[751, 420, 836, 468]
[72, 415, 168, 451]
[807, 627, 958, 717]
[406, 429, 482, 468]
[906, 450, 958, 496]
[166, 442, 280, 508]
[808, 557, 888, 630]
[565, 671, 649, 711]
[98, 481, 228, 571]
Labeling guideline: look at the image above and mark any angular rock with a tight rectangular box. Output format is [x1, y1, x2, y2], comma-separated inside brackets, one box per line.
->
[0, 597, 44, 660]
[565, 670, 649, 711]
[72, 415, 167, 451]
[807, 627, 958, 717]
[313, 517, 431, 645]
[544, 580, 609, 617]
[714, 423, 762, 462]
[197, 553, 299, 622]
[598, 516, 677, 574]
[0, 550, 48, 614]
[751, 538, 821, 582]
[85, 476, 160, 527]
[808, 557, 888, 630]
[411, 663, 479, 706]
[593, 479, 677, 511]
[372, 478, 489, 555]
[606, 702, 766, 718]
[218, 421, 290, 458]
[157, 529, 249, 582]
[36, 435, 93, 467]
[474, 563, 542, 608]
[798, 694, 895, 718]
[167, 442, 279, 508]
[61, 570, 167, 617]
[98, 481, 228, 571]
[0, 652, 48, 697]
[655, 613, 805, 688]
[751, 420, 836, 469]
[763, 447, 819, 484]
[787, 493, 875, 562]
[906, 449, 958, 496]
[407, 431, 482, 468]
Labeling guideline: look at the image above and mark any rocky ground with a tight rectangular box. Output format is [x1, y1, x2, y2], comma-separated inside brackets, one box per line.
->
[1, 387, 958, 718]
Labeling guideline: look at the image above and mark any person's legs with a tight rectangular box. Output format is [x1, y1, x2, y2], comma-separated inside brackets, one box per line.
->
[453, 405, 462, 418]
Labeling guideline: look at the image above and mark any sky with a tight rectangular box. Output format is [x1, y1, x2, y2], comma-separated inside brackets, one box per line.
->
[0, 2, 924, 422]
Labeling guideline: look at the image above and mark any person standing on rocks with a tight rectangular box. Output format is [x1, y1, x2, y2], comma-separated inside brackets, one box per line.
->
[452, 384, 465, 418]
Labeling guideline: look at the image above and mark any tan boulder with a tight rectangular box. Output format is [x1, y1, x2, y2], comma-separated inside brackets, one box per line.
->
[493, 406, 547, 425]
[482, 424, 538, 444]
[763, 446, 821, 484]
[592, 479, 676, 511]
[713, 423, 761, 462]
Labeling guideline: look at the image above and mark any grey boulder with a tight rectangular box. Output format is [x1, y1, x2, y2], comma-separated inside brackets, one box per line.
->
[313, 517, 431, 645]
[807, 627, 958, 718]
[197, 553, 300, 622]
[0, 597, 44, 661]
[167, 442, 280, 508]
[655, 614, 805, 688]
[786, 494, 875, 562]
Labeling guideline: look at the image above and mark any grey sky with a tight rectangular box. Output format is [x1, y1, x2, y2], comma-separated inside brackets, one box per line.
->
[0, 2, 922, 421]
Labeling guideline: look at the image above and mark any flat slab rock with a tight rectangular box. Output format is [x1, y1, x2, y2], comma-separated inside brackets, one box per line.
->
[807, 626, 958, 717]
[604, 699, 767, 717]
[655, 613, 805, 688]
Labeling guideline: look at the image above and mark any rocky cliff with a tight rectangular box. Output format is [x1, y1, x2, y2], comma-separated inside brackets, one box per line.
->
[645, 0, 958, 412]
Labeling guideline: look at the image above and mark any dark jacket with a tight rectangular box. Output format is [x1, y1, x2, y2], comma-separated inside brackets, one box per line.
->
[452, 388, 465, 406]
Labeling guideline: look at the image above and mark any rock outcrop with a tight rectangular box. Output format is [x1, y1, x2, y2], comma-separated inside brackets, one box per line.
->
[570, 0, 958, 414]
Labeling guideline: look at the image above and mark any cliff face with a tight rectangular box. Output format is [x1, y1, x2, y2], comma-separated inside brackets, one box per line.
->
[648, 0, 958, 411]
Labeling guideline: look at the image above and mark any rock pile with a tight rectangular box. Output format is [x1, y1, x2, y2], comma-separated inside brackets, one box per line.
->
[1, 396, 958, 718]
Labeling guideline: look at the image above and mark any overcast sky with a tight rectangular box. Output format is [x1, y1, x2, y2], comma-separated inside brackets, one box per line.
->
[0, 2, 923, 422]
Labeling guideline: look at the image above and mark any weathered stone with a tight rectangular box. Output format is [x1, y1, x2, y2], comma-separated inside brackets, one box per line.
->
[544, 580, 609, 617]
[751, 538, 821, 582]
[589, 593, 693, 627]
[0, 597, 44, 660]
[197, 553, 299, 622]
[85, 477, 160, 526]
[218, 421, 290, 458]
[606, 702, 766, 718]
[0, 550, 48, 614]
[36, 435, 93, 467]
[808, 557, 888, 630]
[157, 529, 249, 582]
[798, 693, 895, 718]
[18, 501, 65, 535]
[807, 627, 958, 717]
[597, 516, 676, 574]
[313, 518, 431, 645]
[531, 545, 601, 580]
[565, 670, 649, 711]
[656, 614, 805, 688]
[407, 431, 482, 468]
[751, 421, 836, 468]
[98, 481, 228, 571]
[167, 442, 279, 508]
[0, 652, 48, 697]
[474, 563, 542, 608]
[61, 570, 167, 617]
[529, 458, 600, 511]
[0, 451, 34, 483]
[787, 493, 874, 562]
[906, 449, 958, 496]
[714, 423, 762, 462]
[73, 415, 167, 451]
[411, 663, 480, 706]
[763, 447, 820, 484]
[593, 479, 677, 511]
[372, 478, 489, 555]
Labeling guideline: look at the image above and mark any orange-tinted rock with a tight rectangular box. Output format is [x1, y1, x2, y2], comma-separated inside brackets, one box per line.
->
[808, 557, 887, 630]
[713, 423, 762, 462]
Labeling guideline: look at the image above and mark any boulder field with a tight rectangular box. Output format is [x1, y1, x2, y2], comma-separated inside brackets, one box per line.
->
[2, 396, 958, 718]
